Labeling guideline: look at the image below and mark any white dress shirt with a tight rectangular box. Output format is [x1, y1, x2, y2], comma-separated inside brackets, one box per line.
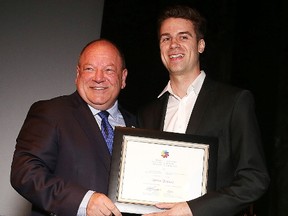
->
[158, 71, 206, 133]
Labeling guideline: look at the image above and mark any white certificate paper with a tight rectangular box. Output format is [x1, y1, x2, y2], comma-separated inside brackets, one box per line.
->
[118, 136, 209, 204]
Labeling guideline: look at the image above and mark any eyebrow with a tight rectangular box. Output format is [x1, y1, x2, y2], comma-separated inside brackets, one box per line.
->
[178, 31, 193, 37]
[159, 33, 170, 38]
[160, 31, 193, 38]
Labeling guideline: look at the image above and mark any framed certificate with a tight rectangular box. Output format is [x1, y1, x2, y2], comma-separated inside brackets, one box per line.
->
[108, 127, 218, 214]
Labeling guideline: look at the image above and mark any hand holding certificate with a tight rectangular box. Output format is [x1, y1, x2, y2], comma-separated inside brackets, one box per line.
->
[108, 127, 218, 214]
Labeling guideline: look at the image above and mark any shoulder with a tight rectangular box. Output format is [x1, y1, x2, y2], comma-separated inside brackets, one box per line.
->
[28, 91, 83, 115]
[204, 77, 254, 100]
[202, 78, 256, 113]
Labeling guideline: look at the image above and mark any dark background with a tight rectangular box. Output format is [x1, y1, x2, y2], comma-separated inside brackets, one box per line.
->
[101, 0, 288, 215]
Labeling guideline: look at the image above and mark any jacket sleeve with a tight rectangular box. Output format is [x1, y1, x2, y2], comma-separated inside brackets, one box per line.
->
[10, 101, 87, 216]
[187, 90, 270, 216]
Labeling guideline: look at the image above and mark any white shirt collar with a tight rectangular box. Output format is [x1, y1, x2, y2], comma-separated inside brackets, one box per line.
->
[88, 100, 119, 120]
[158, 71, 206, 98]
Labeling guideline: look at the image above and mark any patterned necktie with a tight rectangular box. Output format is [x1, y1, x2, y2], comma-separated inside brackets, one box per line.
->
[98, 111, 114, 154]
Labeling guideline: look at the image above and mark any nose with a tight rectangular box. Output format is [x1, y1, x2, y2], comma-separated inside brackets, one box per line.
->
[93, 69, 105, 82]
[170, 38, 180, 49]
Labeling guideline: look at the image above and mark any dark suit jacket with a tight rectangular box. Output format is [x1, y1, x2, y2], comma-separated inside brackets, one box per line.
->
[138, 77, 270, 216]
[11, 91, 137, 216]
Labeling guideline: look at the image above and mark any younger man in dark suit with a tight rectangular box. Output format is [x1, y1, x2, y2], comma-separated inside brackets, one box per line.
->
[138, 5, 270, 216]
[11, 39, 137, 216]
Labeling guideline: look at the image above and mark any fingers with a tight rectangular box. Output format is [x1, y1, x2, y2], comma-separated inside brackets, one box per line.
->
[143, 211, 162, 216]
[142, 203, 172, 216]
[155, 202, 176, 209]
[144, 202, 192, 216]
[104, 202, 121, 216]
[87, 192, 122, 216]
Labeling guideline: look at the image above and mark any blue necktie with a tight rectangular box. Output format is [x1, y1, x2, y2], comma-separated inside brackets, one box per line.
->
[98, 111, 114, 154]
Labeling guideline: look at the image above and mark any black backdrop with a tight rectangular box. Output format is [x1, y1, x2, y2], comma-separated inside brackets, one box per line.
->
[101, 0, 288, 215]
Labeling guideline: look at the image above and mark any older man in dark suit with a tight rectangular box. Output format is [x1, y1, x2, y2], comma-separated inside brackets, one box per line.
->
[138, 5, 270, 216]
[11, 39, 137, 216]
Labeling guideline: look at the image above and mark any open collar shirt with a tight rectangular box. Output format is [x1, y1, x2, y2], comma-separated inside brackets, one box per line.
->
[158, 71, 206, 133]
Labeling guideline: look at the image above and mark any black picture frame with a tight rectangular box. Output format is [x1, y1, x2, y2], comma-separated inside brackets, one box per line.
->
[108, 127, 218, 214]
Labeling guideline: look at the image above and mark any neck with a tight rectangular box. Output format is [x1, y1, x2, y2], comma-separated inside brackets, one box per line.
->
[170, 70, 201, 98]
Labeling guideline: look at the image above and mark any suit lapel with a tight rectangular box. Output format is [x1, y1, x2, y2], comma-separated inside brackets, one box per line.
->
[149, 92, 169, 131]
[158, 93, 169, 130]
[186, 78, 216, 134]
[71, 92, 111, 171]
[119, 106, 137, 128]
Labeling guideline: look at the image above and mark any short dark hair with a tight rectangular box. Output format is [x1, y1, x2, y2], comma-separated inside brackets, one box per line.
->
[79, 38, 126, 69]
[157, 5, 207, 41]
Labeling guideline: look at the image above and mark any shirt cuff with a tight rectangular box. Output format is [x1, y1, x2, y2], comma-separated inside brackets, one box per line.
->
[77, 190, 95, 216]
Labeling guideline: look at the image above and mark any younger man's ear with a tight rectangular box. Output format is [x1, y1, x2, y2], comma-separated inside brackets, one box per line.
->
[198, 39, 205, 53]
